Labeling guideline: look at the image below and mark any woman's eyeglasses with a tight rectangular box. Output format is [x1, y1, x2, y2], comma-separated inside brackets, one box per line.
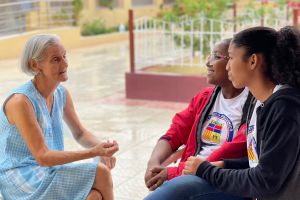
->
[208, 52, 230, 61]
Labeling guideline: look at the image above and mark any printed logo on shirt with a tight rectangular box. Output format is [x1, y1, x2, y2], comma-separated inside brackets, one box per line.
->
[202, 112, 234, 144]
[248, 125, 254, 134]
[247, 139, 257, 162]
[247, 126, 259, 167]
[202, 120, 222, 143]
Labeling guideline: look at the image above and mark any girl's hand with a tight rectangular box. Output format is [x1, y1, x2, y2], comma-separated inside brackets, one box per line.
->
[146, 167, 168, 191]
[182, 156, 205, 175]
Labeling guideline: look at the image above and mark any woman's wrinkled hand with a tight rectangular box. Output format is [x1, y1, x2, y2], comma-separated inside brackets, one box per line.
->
[92, 140, 119, 157]
[100, 156, 116, 169]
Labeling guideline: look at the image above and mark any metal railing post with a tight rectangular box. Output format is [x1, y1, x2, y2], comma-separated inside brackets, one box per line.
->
[129, 9, 135, 73]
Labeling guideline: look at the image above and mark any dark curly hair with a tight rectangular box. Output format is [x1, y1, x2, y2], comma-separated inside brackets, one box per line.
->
[272, 26, 300, 88]
[232, 26, 300, 88]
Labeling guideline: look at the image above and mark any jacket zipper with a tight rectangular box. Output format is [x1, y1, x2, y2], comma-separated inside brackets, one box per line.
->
[194, 86, 220, 156]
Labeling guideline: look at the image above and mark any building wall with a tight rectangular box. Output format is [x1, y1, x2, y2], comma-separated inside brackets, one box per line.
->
[79, 0, 275, 28]
[0, 27, 128, 59]
[80, 0, 171, 28]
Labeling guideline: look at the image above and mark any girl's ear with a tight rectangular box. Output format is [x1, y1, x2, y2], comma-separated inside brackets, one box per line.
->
[249, 54, 258, 71]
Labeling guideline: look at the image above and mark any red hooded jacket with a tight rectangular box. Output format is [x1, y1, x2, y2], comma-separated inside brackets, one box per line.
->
[160, 86, 250, 180]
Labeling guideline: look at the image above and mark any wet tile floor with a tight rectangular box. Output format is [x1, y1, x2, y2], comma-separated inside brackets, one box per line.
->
[0, 41, 187, 200]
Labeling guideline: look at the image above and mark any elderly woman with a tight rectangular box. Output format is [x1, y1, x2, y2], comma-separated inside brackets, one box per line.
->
[0, 34, 119, 200]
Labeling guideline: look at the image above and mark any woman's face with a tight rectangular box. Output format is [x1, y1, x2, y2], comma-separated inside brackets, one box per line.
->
[206, 41, 230, 86]
[36, 42, 68, 83]
[226, 43, 252, 89]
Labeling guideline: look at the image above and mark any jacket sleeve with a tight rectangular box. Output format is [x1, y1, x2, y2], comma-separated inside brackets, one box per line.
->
[167, 161, 186, 180]
[160, 88, 212, 151]
[195, 100, 300, 198]
[206, 123, 248, 162]
[223, 157, 249, 169]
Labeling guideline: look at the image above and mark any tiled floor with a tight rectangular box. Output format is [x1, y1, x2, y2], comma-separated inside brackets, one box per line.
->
[0, 41, 187, 200]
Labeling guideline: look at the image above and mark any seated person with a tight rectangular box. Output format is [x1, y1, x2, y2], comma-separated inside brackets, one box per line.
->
[145, 25, 300, 200]
[144, 38, 252, 191]
[0, 34, 119, 200]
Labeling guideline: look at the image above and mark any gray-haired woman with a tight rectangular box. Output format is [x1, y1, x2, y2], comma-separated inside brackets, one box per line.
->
[0, 34, 119, 200]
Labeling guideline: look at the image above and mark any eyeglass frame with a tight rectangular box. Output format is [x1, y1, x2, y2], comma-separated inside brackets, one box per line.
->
[208, 51, 230, 61]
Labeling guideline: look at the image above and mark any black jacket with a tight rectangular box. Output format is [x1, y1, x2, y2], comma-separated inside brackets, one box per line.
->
[196, 87, 300, 200]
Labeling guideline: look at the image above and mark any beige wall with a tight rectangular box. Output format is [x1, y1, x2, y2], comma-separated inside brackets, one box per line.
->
[81, 0, 167, 27]
[22, 0, 169, 32]
[0, 27, 128, 59]
[0, 0, 168, 59]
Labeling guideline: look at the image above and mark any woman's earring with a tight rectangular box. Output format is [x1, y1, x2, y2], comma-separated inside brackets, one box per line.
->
[34, 70, 41, 76]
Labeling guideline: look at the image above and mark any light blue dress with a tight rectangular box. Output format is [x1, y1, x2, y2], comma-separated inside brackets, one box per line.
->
[0, 81, 98, 200]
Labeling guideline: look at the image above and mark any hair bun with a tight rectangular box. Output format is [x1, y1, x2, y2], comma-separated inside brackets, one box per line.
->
[272, 26, 300, 88]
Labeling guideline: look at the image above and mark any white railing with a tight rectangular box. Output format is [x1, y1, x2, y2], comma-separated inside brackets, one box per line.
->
[134, 15, 292, 70]
[0, 0, 74, 37]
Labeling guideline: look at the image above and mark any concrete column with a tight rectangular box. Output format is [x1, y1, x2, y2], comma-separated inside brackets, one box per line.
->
[154, 0, 164, 8]
[123, 0, 132, 9]
[25, 11, 39, 31]
[86, 0, 96, 12]
[38, 1, 49, 28]
[293, 9, 299, 27]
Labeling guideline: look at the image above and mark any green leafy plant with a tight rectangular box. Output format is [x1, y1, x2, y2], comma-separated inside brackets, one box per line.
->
[81, 19, 107, 36]
[98, 0, 115, 9]
[51, 9, 71, 26]
[157, 0, 233, 57]
[237, 0, 290, 27]
[171, 0, 232, 19]
[81, 19, 118, 36]
[158, 0, 291, 57]
[72, 0, 83, 25]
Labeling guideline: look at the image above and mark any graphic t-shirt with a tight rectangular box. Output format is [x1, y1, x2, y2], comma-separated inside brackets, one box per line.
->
[198, 88, 249, 158]
[247, 85, 285, 168]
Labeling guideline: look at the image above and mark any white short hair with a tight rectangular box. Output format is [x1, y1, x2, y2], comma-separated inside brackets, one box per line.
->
[21, 34, 61, 76]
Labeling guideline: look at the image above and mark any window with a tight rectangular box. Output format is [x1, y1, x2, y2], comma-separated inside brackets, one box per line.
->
[164, 0, 175, 5]
[98, 0, 122, 9]
[132, 0, 154, 7]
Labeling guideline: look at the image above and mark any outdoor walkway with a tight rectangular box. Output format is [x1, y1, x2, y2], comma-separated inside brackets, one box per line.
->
[0, 41, 187, 200]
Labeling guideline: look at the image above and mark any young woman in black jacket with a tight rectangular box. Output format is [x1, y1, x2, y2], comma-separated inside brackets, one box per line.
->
[145, 26, 300, 200]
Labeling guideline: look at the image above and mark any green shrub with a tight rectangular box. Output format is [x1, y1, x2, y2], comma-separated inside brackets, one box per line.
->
[51, 9, 71, 26]
[81, 19, 106, 36]
[81, 19, 118, 36]
[73, 0, 83, 25]
[98, 0, 115, 9]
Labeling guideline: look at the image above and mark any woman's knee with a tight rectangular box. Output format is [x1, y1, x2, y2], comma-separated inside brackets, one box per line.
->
[87, 189, 103, 200]
[94, 163, 113, 187]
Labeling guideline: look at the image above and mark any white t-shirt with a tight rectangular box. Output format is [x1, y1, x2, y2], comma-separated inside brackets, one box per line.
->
[198, 88, 249, 158]
[247, 85, 285, 168]
[247, 100, 261, 168]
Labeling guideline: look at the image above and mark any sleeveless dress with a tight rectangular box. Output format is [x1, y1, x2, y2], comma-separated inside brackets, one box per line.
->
[0, 81, 98, 200]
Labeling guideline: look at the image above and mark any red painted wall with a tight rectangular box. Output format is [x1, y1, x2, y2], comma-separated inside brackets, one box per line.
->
[125, 72, 210, 103]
